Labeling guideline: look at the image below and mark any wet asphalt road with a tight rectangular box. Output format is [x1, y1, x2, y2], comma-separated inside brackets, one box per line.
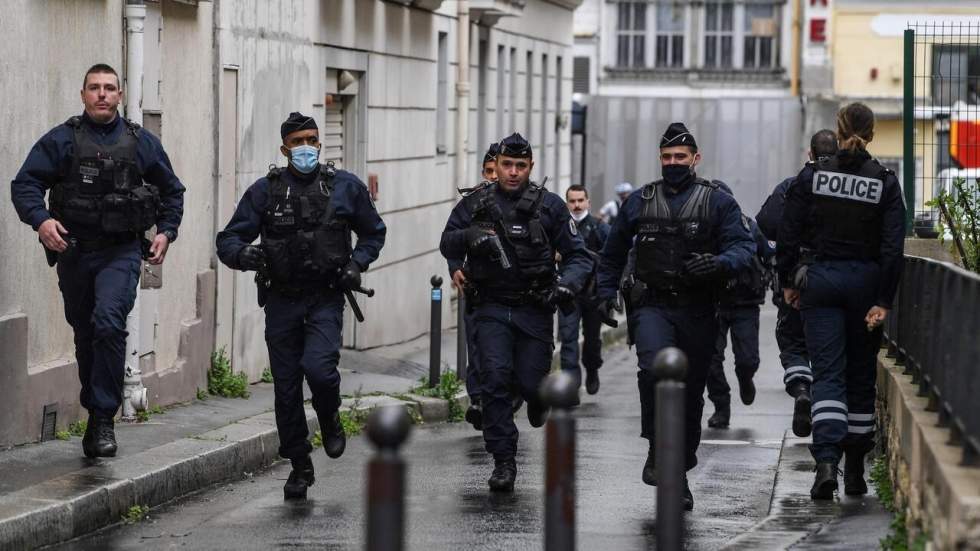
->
[59, 307, 798, 550]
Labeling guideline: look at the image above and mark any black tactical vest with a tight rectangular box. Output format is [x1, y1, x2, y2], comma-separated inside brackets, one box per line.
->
[635, 179, 718, 292]
[577, 215, 604, 253]
[50, 116, 159, 238]
[722, 215, 768, 306]
[464, 182, 555, 293]
[806, 154, 889, 260]
[260, 165, 351, 286]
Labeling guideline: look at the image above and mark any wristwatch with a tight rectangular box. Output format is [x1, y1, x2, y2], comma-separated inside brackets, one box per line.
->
[161, 229, 177, 243]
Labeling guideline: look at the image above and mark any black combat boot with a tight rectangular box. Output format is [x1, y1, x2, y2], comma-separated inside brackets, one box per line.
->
[84, 415, 117, 458]
[585, 368, 600, 395]
[810, 462, 840, 500]
[642, 446, 657, 486]
[789, 382, 812, 437]
[707, 405, 730, 429]
[465, 398, 483, 431]
[843, 451, 868, 496]
[736, 373, 756, 405]
[320, 412, 347, 459]
[682, 476, 695, 511]
[527, 401, 549, 428]
[283, 455, 316, 500]
[488, 458, 517, 492]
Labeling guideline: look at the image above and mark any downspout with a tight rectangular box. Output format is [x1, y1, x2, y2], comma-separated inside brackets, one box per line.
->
[455, 1, 470, 191]
[122, 0, 149, 421]
[790, 0, 801, 97]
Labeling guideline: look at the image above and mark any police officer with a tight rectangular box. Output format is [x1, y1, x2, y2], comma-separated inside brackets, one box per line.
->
[559, 184, 610, 397]
[777, 104, 905, 500]
[757, 129, 838, 437]
[11, 64, 185, 458]
[440, 133, 591, 492]
[596, 122, 755, 510]
[705, 184, 773, 429]
[215, 112, 386, 500]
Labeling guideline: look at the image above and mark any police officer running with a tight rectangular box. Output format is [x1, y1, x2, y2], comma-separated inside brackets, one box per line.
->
[705, 184, 773, 429]
[11, 64, 185, 458]
[216, 112, 386, 500]
[559, 184, 610, 397]
[756, 129, 839, 437]
[440, 133, 591, 492]
[596, 123, 755, 510]
[777, 104, 905, 500]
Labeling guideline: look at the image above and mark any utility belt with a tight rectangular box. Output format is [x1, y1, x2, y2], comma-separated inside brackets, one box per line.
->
[624, 278, 715, 310]
[42, 233, 142, 267]
[469, 287, 552, 310]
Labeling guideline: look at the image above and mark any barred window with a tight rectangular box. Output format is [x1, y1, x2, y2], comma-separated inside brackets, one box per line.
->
[704, 2, 735, 69]
[655, 2, 685, 68]
[616, 2, 647, 68]
[743, 3, 778, 69]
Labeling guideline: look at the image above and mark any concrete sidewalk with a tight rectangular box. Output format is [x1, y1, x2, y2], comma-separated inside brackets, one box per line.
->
[0, 344, 461, 550]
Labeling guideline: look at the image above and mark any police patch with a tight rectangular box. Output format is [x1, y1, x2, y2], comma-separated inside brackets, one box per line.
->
[812, 171, 883, 204]
[569, 218, 578, 236]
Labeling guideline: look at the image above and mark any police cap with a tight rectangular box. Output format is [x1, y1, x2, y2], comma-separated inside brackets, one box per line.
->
[498, 133, 532, 159]
[280, 112, 318, 140]
[483, 142, 500, 165]
[660, 122, 697, 150]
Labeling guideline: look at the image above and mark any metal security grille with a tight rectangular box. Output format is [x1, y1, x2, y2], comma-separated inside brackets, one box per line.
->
[573, 56, 590, 94]
[323, 102, 344, 169]
[906, 22, 980, 238]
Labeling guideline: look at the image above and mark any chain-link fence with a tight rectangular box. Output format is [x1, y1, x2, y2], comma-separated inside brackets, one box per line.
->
[906, 22, 980, 251]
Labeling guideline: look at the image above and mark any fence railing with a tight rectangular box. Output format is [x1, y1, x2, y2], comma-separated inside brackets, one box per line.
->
[883, 255, 980, 466]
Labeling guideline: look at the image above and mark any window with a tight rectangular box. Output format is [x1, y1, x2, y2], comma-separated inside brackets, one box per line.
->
[478, 40, 488, 152]
[744, 3, 778, 69]
[616, 2, 646, 68]
[436, 32, 448, 154]
[655, 2, 685, 68]
[509, 48, 517, 132]
[704, 2, 734, 69]
[525, 51, 534, 140]
[541, 53, 549, 175]
[573, 56, 590, 94]
[496, 45, 506, 141]
[932, 45, 980, 106]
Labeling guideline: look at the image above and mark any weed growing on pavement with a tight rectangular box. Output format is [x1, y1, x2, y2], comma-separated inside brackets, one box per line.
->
[311, 430, 323, 448]
[68, 420, 87, 437]
[340, 396, 369, 436]
[196, 387, 208, 401]
[412, 372, 464, 422]
[260, 367, 274, 383]
[208, 347, 249, 398]
[121, 504, 149, 524]
[871, 456, 928, 551]
[55, 430, 71, 441]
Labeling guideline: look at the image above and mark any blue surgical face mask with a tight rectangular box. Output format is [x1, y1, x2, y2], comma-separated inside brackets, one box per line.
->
[289, 145, 320, 174]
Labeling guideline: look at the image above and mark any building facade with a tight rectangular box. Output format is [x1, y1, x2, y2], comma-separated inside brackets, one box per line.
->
[0, 0, 580, 448]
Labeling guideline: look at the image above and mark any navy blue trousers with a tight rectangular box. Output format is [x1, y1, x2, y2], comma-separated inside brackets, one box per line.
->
[474, 302, 553, 461]
[706, 305, 760, 409]
[631, 303, 717, 471]
[773, 291, 813, 394]
[264, 290, 344, 460]
[463, 308, 481, 399]
[557, 299, 603, 375]
[801, 261, 881, 463]
[56, 240, 141, 418]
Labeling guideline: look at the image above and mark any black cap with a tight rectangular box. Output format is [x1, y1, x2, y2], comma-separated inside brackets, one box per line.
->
[660, 122, 697, 150]
[498, 133, 532, 159]
[483, 142, 500, 165]
[280, 112, 318, 140]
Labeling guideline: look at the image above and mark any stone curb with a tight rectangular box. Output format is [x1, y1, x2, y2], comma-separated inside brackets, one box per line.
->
[0, 392, 466, 551]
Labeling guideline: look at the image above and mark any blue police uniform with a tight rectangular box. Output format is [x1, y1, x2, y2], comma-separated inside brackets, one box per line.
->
[447, 257, 482, 401]
[440, 182, 591, 465]
[757, 176, 813, 395]
[706, 216, 773, 416]
[598, 176, 755, 474]
[216, 166, 385, 462]
[777, 149, 905, 471]
[11, 112, 185, 420]
[558, 213, 610, 381]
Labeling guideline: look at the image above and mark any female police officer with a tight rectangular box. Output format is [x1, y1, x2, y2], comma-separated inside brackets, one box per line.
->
[777, 103, 906, 500]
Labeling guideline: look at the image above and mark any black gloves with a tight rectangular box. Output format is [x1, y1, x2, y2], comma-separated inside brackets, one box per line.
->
[238, 245, 267, 271]
[339, 261, 362, 290]
[684, 253, 721, 278]
[548, 285, 576, 306]
[465, 227, 494, 253]
[596, 297, 621, 328]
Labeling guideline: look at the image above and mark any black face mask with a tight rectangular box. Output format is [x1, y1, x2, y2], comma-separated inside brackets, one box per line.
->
[662, 164, 693, 187]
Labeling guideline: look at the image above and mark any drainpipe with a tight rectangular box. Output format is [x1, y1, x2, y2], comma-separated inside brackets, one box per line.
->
[121, 0, 149, 421]
[455, 1, 470, 191]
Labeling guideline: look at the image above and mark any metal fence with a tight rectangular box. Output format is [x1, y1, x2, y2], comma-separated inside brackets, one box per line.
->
[883, 255, 980, 466]
[906, 22, 980, 236]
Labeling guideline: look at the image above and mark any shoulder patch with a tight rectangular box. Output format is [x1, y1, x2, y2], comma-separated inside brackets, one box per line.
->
[812, 170, 883, 204]
[741, 215, 751, 232]
[569, 218, 578, 236]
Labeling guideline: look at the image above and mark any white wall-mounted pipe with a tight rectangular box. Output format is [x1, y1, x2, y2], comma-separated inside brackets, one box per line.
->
[122, 0, 148, 421]
[455, 1, 470, 190]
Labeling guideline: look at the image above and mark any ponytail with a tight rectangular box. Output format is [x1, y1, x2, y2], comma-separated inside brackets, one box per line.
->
[837, 103, 875, 153]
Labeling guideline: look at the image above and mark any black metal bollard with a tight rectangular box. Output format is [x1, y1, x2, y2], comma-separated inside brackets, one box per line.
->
[365, 405, 412, 551]
[541, 371, 579, 551]
[429, 275, 443, 388]
[456, 292, 467, 383]
[654, 347, 688, 551]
